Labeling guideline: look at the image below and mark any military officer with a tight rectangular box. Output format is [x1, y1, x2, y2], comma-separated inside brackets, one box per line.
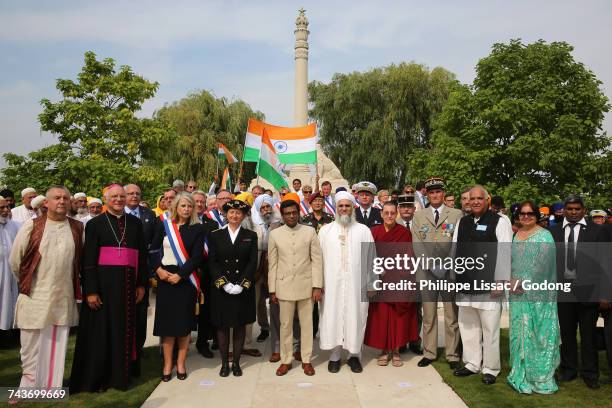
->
[411, 177, 463, 370]
[354, 181, 383, 228]
[208, 199, 258, 377]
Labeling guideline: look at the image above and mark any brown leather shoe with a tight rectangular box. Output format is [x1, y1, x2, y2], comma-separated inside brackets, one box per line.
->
[243, 348, 262, 357]
[269, 352, 281, 363]
[294, 351, 302, 362]
[276, 363, 291, 376]
[302, 363, 315, 376]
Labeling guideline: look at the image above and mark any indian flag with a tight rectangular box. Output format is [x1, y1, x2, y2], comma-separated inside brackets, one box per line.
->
[256, 128, 288, 190]
[220, 167, 232, 191]
[218, 143, 238, 164]
[243, 118, 317, 164]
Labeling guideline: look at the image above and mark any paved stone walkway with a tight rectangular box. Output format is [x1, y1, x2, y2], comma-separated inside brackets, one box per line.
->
[142, 298, 472, 408]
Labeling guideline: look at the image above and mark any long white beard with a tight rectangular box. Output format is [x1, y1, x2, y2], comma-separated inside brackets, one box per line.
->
[336, 212, 355, 226]
[0, 215, 7, 224]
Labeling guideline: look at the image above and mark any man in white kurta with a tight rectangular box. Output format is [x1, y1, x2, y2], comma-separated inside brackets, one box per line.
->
[9, 186, 82, 388]
[318, 191, 373, 373]
[11, 187, 38, 223]
[0, 197, 20, 331]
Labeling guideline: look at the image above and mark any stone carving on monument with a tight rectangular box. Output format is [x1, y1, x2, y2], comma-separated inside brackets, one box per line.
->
[250, 9, 348, 192]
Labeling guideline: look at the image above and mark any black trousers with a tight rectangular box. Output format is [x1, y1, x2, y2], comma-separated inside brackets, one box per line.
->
[557, 302, 599, 380]
[603, 309, 612, 370]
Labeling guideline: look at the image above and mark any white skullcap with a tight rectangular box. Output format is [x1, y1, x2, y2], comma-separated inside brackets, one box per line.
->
[21, 187, 36, 197]
[74, 192, 87, 199]
[88, 198, 102, 206]
[31, 195, 46, 209]
[334, 191, 356, 206]
[254, 194, 274, 212]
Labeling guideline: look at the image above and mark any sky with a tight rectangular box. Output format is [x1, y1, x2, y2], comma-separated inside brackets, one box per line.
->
[1, 0, 611, 167]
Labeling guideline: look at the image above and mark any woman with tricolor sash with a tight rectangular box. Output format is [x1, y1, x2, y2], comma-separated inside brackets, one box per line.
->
[151, 192, 205, 382]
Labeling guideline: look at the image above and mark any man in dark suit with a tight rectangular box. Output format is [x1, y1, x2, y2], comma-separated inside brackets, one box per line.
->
[125, 183, 159, 375]
[549, 194, 606, 389]
[193, 190, 219, 358]
[353, 181, 383, 228]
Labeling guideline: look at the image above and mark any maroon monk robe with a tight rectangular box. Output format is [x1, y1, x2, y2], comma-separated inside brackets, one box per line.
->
[364, 223, 419, 351]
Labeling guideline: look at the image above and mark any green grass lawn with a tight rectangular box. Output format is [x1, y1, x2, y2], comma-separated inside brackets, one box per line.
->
[432, 329, 612, 408]
[0, 334, 160, 407]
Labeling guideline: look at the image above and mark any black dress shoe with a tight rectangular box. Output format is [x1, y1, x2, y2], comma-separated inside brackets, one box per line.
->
[558, 372, 577, 382]
[219, 362, 230, 377]
[482, 374, 496, 385]
[256, 330, 269, 342]
[417, 357, 435, 367]
[409, 344, 423, 355]
[449, 361, 460, 370]
[328, 360, 341, 373]
[211, 342, 219, 350]
[583, 377, 600, 389]
[177, 371, 187, 380]
[398, 345, 408, 354]
[232, 362, 243, 377]
[347, 357, 363, 373]
[197, 345, 214, 359]
[454, 367, 477, 377]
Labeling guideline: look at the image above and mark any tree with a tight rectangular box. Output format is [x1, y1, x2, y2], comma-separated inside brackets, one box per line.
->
[309, 63, 455, 188]
[419, 40, 610, 206]
[1, 51, 172, 201]
[153, 90, 264, 188]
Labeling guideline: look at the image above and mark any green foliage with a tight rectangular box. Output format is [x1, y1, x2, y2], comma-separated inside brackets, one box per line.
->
[420, 40, 611, 207]
[153, 90, 264, 187]
[1, 51, 172, 202]
[309, 63, 456, 189]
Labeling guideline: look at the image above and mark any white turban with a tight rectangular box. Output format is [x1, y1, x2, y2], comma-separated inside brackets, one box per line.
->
[334, 191, 356, 206]
[88, 198, 102, 206]
[21, 187, 36, 197]
[31, 195, 46, 209]
[254, 194, 274, 213]
[74, 192, 87, 199]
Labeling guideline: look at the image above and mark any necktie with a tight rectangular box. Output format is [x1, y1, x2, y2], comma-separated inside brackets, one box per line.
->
[434, 209, 439, 226]
[566, 223, 577, 270]
[363, 209, 368, 220]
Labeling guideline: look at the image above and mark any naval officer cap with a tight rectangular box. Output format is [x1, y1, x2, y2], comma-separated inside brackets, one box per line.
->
[222, 199, 251, 214]
[590, 209, 607, 218]
[397, 194, 415, 206]
[424, 177, 445, 191]
[354, 181, 377, 195]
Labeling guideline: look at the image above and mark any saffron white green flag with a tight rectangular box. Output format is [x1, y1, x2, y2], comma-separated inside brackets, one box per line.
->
[243, 118, 317, 164]
[256, 128, 288, 190]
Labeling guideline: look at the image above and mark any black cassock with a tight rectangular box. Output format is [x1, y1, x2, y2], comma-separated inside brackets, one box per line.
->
[70, 213, 147, 393]
[208, 227, 258, 328]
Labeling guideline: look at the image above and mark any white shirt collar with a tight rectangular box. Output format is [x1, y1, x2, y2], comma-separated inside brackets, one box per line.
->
[562, 217, 587, 228]
[228, 225, 241, 243]
[125, 206, 139, 215]
[431, 204, 445, 215]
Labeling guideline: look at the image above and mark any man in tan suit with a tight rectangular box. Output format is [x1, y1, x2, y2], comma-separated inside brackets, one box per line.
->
[268, 199, 323, 376]
[411, 177, 462, 370]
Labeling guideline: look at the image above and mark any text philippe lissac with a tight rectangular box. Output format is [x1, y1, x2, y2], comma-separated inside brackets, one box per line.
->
[369, 254, 571, 293]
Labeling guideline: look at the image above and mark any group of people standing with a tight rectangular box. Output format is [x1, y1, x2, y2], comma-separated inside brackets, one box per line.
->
[0, 174, 610, 398]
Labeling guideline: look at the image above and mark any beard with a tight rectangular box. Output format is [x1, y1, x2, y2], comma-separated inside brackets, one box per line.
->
[0, 215, 7, 224]
[261, 212, 272, 224]
[336, 211, 355, 226]
[77, 207, 89, 216]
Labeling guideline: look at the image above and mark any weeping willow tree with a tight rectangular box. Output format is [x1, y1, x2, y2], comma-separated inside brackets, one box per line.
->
[308, 62, 455, 189]
[153, 90, 264, 188]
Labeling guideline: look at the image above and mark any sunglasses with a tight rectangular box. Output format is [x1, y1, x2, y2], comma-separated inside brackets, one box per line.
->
[303, 190, 312, 194]
[518, 212, 537, 217]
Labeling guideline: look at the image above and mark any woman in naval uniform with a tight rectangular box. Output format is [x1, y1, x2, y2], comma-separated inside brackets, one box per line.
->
[208, 199, 258, 377]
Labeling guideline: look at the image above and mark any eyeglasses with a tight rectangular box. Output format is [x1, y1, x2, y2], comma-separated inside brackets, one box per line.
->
[404, 190, 415, 194]
[518, 212, 537, 217]
[303, 190, 312, 194]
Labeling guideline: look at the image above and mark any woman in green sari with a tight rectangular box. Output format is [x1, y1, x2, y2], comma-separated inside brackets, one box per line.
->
[507, 200, 560, 394]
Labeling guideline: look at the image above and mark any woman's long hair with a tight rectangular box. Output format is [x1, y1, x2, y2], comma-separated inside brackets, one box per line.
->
[169, 192, 201, 226]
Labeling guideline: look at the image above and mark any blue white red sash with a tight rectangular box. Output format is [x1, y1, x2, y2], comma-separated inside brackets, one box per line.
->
[159, 211, 170, 221]
[161, 217, 200, 293]
[203, 236, 209, 258]
[210, 209, 226, 227]
[299, 200, 310, 216]
[324, 196, 335, 214]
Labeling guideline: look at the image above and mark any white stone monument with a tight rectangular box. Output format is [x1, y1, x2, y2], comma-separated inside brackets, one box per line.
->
[251, 9, 348, 192]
